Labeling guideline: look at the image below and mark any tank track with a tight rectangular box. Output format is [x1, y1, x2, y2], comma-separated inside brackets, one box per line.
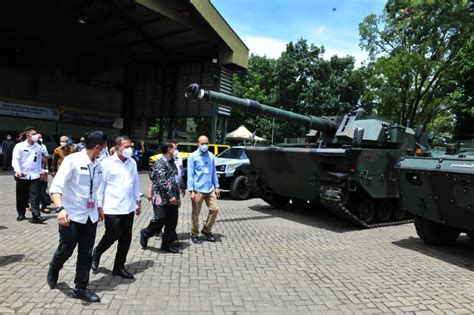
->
[320, 198, 413, 229]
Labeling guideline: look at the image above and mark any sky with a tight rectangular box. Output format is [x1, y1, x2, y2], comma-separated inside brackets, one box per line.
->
[212, 0, 386, 66]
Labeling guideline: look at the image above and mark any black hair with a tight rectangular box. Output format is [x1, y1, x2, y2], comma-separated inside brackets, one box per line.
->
[167, 139, 177, 145]
[115, 135, 131, 146]
[160, 141, 174, 154]
[23, 126, 36, 134]
[84, 131, 107, 150]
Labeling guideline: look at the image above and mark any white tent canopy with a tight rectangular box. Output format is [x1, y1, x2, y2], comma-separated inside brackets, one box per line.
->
[226, 125, 266, 142]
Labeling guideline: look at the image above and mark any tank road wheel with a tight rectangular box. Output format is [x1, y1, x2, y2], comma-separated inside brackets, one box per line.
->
[229, 175, 250, 200]
[392, 200, 407, 221]
[357, 199, 375, 224]
[377, 199, 393, 223]
[414, 216, 460, 245]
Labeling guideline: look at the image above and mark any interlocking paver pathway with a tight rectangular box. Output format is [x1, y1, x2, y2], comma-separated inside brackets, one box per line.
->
[0, 172, 473, 314]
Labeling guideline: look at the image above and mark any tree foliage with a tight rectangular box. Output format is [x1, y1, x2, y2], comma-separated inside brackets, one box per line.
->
[359, 0, 473, 136]
[230, 39, 364, 142]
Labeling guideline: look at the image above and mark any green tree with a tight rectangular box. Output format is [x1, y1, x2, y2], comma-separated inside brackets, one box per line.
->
[359, 0, 473, 133]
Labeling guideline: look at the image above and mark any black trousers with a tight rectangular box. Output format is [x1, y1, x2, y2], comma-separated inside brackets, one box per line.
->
[39, 180, 51, 210]
[143, 204, 178, 247]
[3, 153, 12, 170]
[94, 212, 134, 270]
[49, 218, 97, 290]
[15, 177, 41, 218]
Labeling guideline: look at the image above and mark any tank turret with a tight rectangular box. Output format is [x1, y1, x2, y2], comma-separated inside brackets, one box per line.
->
[185, 83, 418, 149]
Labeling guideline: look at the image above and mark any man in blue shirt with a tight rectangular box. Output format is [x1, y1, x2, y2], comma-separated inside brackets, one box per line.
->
[187, 135, 220, 244]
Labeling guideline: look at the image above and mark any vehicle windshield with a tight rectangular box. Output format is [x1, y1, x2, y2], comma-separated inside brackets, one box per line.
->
[218, 147, 247, 159]
[177, 144, 199, 152]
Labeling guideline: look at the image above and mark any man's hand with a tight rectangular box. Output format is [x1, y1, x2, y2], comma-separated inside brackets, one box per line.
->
[190, 191, 196, 201]
[57, 209, 70, 227]
[15, 171, 24, 178]
[136, 201, 142, 216]
[169, 197, 178, 206]
[98, 207, 105, 221]
[215, 188, 221, 199]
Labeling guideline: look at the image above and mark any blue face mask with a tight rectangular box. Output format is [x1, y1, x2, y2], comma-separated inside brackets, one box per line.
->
[67, 140, 73, 145]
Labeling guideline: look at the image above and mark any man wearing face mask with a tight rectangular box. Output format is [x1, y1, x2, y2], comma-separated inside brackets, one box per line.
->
[140, 141, 181, 253]
[11, 126, 48, 223]
[187, 135, 220, 244]
[92, 136, 141, 279]
[47, 130, 107, 303]
[51, 136, 75, 177]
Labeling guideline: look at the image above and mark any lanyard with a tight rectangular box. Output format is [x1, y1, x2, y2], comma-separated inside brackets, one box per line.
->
[88, 165, 96, 199]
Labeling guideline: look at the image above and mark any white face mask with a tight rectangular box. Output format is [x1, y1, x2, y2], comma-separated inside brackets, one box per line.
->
[60, 142, 67, 147]
[199, 144, 209, 153]
[122, 147, 133, 159]
[31, 134, 39, 142]
[173, 149, 179, 157]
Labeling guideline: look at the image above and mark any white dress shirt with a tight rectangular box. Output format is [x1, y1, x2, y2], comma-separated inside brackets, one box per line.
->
[40, 143, 49, 158]
[97, 153, 141, 215]
[11, 140, 44, 180]
[49, 150, 103, 224]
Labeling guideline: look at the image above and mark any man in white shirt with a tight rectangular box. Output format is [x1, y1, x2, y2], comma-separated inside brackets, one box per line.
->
[11, 126, 48, 223]
[47, 130, 107, 303]
[92, 135, 141, 279]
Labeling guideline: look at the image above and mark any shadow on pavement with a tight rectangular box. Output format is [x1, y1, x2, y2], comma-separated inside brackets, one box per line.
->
[0, 254, 24, 267]
[57, 259, 155, 299]
[247, 204, 358, 233]
[0, 226, 7, 230]
[393, 235, 474, 271]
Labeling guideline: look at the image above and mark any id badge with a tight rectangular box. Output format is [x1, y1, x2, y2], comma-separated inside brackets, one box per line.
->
[87, 199, 95, 209]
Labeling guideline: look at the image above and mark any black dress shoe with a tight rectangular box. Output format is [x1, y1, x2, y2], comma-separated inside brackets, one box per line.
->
[160, 244, 179, 254]
[140, 229, 148, 250]
[72, 288, 100, 303]
[32, 216, 46, 224]
[91, 249, 100, 272]
[201, 230, 216, 242]
[16, 215, 25, 221]
[47, 266, 59, 289]
[112, 268, 134, 279]
[191, 236, 202, 244]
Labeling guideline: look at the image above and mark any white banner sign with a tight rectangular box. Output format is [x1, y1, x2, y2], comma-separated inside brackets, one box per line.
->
[0, 101, 59, 121]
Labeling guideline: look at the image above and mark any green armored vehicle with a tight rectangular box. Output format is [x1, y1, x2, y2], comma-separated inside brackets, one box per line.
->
[185, 83, 429, 228]
[396, 144, 474, 244]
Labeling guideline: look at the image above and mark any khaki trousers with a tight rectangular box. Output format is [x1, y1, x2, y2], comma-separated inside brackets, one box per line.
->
[191, 190, 218, 236]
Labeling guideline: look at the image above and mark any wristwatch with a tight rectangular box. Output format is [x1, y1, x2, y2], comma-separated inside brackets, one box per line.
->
[55, 206, 65, 214]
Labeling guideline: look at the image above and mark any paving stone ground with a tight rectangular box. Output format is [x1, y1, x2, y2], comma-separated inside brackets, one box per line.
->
[0, 171, 473, 314]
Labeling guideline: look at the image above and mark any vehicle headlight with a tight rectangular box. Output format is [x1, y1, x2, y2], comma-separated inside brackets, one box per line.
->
[216, 165, 226, 172]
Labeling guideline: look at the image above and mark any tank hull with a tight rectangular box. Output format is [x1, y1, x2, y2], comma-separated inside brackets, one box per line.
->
[245, 145, 412, 228]
[396, 155, 474, 233]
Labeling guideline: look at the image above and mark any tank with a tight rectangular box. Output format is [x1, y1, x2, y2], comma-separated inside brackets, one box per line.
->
[395, 143, 474, 244]
[184, 83, 430, 228]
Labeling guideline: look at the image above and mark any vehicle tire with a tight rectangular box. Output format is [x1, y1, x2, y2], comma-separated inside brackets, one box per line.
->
[229, 175, 250, 200]
[414, 216, 460, 245]
[377, 199, 393, 222]
[392, 199, 407, 221]
[357, 198, 375, 224]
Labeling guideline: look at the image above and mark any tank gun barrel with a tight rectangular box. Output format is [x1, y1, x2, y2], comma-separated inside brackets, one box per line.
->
[185, 83, 338, 134]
